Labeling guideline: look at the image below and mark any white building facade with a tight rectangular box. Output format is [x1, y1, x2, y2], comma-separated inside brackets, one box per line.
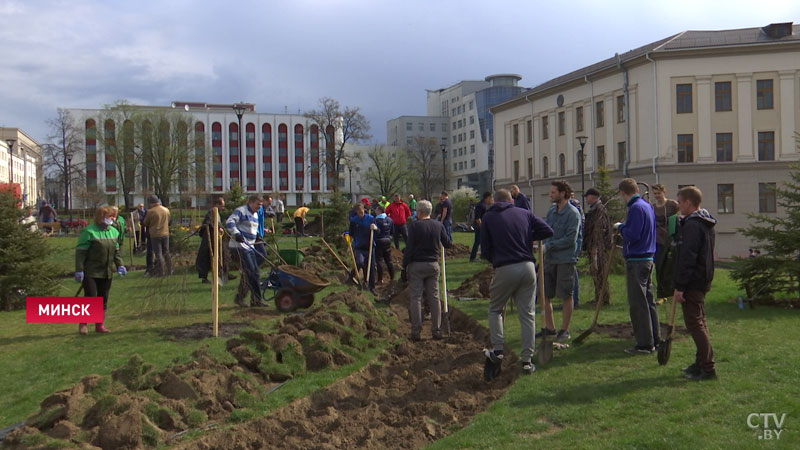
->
[491, 23, 800, 258]
[0, 128, 42, 207]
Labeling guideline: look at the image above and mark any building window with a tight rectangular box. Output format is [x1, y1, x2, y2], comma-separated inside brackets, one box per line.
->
[617, 142, 626, 169]
[406, 122, 412, 131]
[430, 123, 436, 132]
[470, 145, 475, 153]
[558, 111, 565, 136]
[559, 153, 566, 176]
[470, 130, 475, 140]
[526, 120, 532, 143]
[716, 133, 733, 162]
[470, 116, 475, 125]
[513, 161, 519, 181]
[469, 100, 474, 110]
[418, 122, 424, 132]
[617, 95, 625, 122]
[759, 183, 777, 213]
[597, 145, 605, 167]
[717, 184, 734, 214]
[715, 81, 732, 112]
[596, 101, 604, 127]
[676, 83, 693, 113]
[442, 123, 448, 132]
[471, 159, 475, 168]
[453, 121, 457, 130]
[542, 116, 549, 139]
[756, 79, 774, 110]
[677, 134, 693, 163]
[576, 106, 584, 132]
[453, 163, 457, 171]
[758, 131, 775, 161]
[542, 157, 549, 178]
[513, 123, 519, 145]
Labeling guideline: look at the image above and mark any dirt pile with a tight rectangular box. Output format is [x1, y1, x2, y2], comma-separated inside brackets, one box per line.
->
[177, 298, 518, 450]
[302, 216, 322, 235]
[450, 266, 494, 298]
[300, 244, 347, 276]
[4, 292, 394, 450]
[445, 243, 471, 258]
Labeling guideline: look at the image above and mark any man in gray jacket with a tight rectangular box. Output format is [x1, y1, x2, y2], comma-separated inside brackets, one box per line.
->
[541, 180, 582, 342]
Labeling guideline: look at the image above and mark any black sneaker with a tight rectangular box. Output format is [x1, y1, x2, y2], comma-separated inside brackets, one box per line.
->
[234, 296, 248, 308]
[556, 329, 571, 342]
[624, 346, 655, 355]
[521, 360, 535, 375]
[201, 278, 210, 284]
[410, 333, 421, 342]
[483, 349, 504, 381]
[682, 363, 701, 376]
[685, 369, 717, 381]
[432, 331, 443, 340]
[535, 328, 557, 339]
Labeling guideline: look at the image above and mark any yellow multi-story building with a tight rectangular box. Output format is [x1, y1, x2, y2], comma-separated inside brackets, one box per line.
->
[491, 22, 800, 258]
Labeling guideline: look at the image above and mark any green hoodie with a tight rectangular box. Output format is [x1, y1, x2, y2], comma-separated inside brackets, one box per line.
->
[76, 224, 122, 279]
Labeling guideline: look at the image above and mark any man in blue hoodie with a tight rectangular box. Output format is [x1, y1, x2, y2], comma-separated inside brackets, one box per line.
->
[481, 189, 553, 378]
[673, 186, 717, 380]
[349, 203, 377, 295]
[614, 178, 660, 355]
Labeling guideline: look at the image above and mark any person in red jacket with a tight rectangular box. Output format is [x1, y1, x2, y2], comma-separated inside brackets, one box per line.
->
[385, 193, 412, 249]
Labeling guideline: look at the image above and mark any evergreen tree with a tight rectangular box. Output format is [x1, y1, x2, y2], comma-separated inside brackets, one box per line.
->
[594, 166, 625, 223]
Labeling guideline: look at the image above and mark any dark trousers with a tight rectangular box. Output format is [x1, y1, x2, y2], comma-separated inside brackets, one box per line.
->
[626, 260, 660, 348]
[375, 239, 395, 282]
[682, 289, 716, 372]
[145, 234, 153, 271]
[470, 226, 481, 261]
[294, 217, 304, 235]
[83, 277, 112, 312]
[354, 247, 376, 290]
[150, 236, 173, 276]
[254, 239, 267, 267]
[235, 248, 262, 303]
[196, 228, 212, 279]
[393, 223, 408, 249]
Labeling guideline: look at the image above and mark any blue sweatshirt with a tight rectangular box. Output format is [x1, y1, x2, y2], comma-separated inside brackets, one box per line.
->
[374, 213, 393, 240]
[619, 194, 656, 260]
[349, 213, 375, 250]
[481, 202, 553, 268]
[544, 201, 582, 264]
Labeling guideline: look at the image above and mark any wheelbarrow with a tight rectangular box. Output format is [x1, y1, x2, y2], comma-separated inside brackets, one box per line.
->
[261, 264, 330, 312]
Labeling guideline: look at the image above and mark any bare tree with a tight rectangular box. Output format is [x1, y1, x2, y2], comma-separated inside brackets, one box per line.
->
[96, 100, 141, 209]
[135, 109, 195, 206]
[407, 136, 446, 200]
[304, 97, 371, 192]
[43, 109, 84, 209]
[365, 145, 411, 198]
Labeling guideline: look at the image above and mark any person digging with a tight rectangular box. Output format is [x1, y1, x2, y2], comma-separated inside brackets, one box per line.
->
[226, 195, 267, 307]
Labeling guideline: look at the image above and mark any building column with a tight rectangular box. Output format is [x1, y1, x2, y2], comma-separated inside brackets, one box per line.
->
[736, 73, 754, 161]
[533, 117, 541, 177]
[696, 76, 713, 162]
[566, 107, 575, 173]
[779, 70, 797, 159]
[549, 112, 557, 175]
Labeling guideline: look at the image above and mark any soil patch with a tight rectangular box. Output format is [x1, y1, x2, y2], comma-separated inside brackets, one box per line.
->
[451, 266, 494, 299]
[175, 287, 518, 450]
[445, 243, 471, 258]
[277, 264, 330, 287]
[593, 322, 689, 340]
[161, 322, 251, 340]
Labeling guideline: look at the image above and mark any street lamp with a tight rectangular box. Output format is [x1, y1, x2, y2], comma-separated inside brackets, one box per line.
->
[67, 156, 73, 223]
[348, 164, 353, 202]
[6, 139, 15, 188]
[576, 135, 588, 212]
[440, 139, 447, 191]
[232, 103, 247, 189]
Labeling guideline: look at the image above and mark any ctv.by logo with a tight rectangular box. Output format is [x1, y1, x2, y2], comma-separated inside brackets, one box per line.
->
[747, 413, 786, 440]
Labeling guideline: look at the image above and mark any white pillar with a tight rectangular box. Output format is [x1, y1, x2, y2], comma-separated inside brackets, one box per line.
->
[696, 76, 713, 162]
[736, 73, 754, 161]
[779, 70, 797, 159]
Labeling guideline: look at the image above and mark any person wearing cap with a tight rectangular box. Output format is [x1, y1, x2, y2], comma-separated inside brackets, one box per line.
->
[583, 187, 612, 306]
[142, 194, 172, 276]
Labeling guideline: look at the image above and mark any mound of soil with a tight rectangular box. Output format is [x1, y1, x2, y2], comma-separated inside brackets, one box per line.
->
[161, 322, 251, 340]
[176, 295, 518, 450]
[593, 322, 688, 340]
[445, 243, 471, 258]
[299, 243, 349, 276]
[450, 266, 494, 299]
[276, 265, 330, 287]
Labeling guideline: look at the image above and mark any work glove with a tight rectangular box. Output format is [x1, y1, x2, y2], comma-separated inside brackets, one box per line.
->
[234, 234, 245, 243]
[117, 266, 127, 276]
[370, 224, 378, 231]
[613, 222, 623, 231]
[74, 271, 84, 283]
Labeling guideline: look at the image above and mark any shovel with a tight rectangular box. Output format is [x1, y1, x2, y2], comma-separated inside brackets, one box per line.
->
[537, 242, 553, 365]
[322, 237, 359, 285]
[365, 225, 376, 291]
[658, 293, 679, 366]
[344, 233, 364, 289]
[441, 245, 451, 336]
[573, 242, 617, 344]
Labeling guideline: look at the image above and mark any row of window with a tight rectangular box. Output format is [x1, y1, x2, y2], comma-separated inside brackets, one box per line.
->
[452, 145, 477, 159]
[511, 97, 626, 146]
[676, 79, 774, 114]
[451, 115, 476, 130]
[405, 121, 448, 132]
[453, 160, 476, 171]
[513, 142, 628, 181]
[452, 130, 475, 143]
[676, 131, 776, 163]
[716, 183, 777, 213]
[449, 100, 474, 117]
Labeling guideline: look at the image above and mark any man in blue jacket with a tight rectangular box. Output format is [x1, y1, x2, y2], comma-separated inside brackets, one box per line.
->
[349, 203, 377, 294]
[373, 205, 395, 283]
[541, 180, 582, 342]
[481, 189, 553, 378]
[614, 178, 660, 355]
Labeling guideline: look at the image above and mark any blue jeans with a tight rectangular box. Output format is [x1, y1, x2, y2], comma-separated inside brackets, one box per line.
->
[354, 247, 377, 290]
[470, 226, 481, 261]
[235, 248, 262, 303]
[443, 219, 453, 242]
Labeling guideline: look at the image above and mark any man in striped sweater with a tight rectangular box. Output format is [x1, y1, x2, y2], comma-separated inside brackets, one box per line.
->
[227, 195, 266, 307]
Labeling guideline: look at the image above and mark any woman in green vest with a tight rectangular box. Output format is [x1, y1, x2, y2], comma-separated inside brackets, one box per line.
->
[75, 206, 127, 335]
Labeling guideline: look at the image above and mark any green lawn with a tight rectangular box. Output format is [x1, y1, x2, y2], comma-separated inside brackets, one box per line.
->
[2, 232, 799, 449]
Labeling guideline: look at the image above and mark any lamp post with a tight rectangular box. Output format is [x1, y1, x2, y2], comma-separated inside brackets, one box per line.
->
[440, 139, 447, 191]
[67, 156, 73, 223]
[6, 139, 15, 189]
[576, 135, 588, 212]
[348, 164, 353, 202]
[232, 103, 247, 189]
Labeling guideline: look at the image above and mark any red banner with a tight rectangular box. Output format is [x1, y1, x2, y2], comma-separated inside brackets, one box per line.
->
[26, 297, 105, 323]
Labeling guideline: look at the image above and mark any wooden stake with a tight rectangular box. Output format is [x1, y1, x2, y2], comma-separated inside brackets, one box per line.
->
[212, 207, 219, 337]
[130, 212, 138, 249]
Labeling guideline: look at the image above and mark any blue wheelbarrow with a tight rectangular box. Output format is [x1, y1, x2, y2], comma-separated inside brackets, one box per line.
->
[261, 264, 330, 312]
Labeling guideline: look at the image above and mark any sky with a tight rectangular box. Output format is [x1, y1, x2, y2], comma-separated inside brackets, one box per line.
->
[1, 0, 799, 146]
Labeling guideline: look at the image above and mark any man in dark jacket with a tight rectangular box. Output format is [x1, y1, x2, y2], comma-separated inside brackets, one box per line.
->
[403, 200, 452, 341]
[481, 189, 553, 378]
[583, 188, 612, 305]
[373, 205, 395, 283]
[673, 186, 717, 381]
[510, 185, 531, 210]
[349, 203, 377, 294]
[469, 192, 493, 262]
[615, 178, 660, 355]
